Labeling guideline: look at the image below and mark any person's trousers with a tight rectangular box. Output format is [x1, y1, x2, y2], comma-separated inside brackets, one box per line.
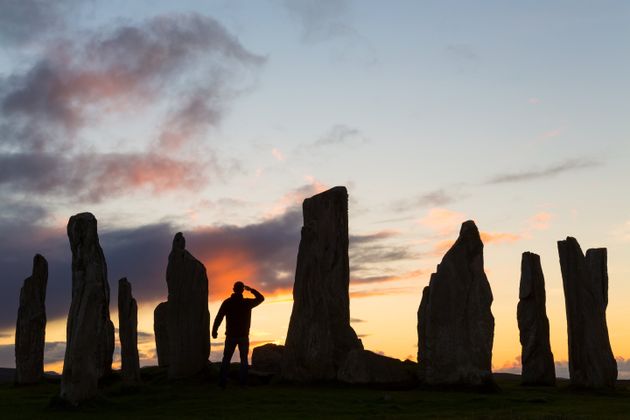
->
[219, 336, 249, 386]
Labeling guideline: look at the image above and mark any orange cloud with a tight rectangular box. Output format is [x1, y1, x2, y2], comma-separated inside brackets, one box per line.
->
[528, 212, 553, 231]
[271, 148, 285, 161]
[202, 249, 259, 300]
[349, 286, 416, 299]
[479, 231, 522, 244]
[419, 208, 466, 235]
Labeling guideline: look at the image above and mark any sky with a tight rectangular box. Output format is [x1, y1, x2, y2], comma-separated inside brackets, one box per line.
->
[0, 0, 629, 378]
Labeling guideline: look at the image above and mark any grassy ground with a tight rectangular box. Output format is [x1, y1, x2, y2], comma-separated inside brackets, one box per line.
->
[2, 368, 630, 419]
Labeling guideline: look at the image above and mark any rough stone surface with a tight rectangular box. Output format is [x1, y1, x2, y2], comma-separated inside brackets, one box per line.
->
[281, 186, 363, 382]
[517, 252, 555, 386]
[252, 343, 284, 373]
[558, 238, 617, 388]
[417, 220, 495, 386]
[118, 278, 141, 384]
[165, 232, 210, 379]
[15, 254, 48, 385]
[338, 349, 417, 385]
[61, 213, 115, 404]
[154, 302, 169, 368]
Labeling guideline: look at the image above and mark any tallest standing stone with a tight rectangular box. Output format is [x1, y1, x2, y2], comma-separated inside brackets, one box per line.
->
[558, 237, 617, 388]
[281, 186, 363, 382]
[61, 213, 115, 404]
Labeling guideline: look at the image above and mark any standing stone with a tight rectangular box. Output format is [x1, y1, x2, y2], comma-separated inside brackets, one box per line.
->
[281, 186, 363, 382]
[517, 252, 555, 386]
[153, 302, 169, 368]
[165, 232, 210, 379]
[558, 237, 617, 388]
[417, 220, 494, 386]
[61, 213, 115, 404]
[118, 278, 141, 384]
[15, 254, 48, 385]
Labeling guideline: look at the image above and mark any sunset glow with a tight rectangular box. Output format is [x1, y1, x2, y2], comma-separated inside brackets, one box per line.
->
[1, 1, 629, 381]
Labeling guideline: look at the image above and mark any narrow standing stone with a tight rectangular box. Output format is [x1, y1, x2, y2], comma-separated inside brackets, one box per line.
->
[153, 302, 169, 368]
[165, 232, 210, 379]
[558, 238, 617, 388]
[60, 213, 115, 404]
[517, 252, 555, 386]
[118, 278, 141, 384]
[281, 186, 363, 382]
[417, 220, 495, 386]
[15, 254, 48, 385]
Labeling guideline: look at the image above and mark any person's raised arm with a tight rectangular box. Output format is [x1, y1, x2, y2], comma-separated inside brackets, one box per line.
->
[244, 285, 264, 308]
[212, 302, 226, 339]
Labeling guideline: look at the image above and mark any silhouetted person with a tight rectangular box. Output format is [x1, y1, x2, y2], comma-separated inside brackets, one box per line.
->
[212, 281, 264, 387]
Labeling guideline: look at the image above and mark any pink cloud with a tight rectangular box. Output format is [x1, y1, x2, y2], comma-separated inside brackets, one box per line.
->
[419, 208, 466, 236]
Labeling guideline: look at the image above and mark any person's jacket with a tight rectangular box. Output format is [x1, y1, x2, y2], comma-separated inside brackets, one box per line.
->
[212, 289, 264, 338]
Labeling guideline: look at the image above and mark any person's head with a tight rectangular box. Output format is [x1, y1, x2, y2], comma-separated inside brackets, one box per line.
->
[233, 281, 245, 295]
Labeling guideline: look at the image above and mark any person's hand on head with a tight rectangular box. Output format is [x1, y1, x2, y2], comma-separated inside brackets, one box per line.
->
[244, 285, 251, 292]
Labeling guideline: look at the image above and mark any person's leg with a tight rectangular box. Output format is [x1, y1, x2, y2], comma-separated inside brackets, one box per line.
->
[220, 336, 237, 387]
[237, 336, 249, 385]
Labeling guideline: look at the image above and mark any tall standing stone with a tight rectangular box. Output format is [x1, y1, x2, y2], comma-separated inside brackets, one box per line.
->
[165, 232, 210, 379]
[417, 220, 494, 386]
[15, 254, 48, 385]
[558, 237, 617, 388]
[281, 186, 363, 382]
[153, 302, 169, 368]
[517, 252, 555, 386]
[61, 213, 115, 404]
[118, 278, 141, 384]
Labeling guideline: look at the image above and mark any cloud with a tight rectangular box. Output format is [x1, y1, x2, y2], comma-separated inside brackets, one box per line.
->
[486, 158, 601, 184]
[479, 231, 522, 244]
[0, 152, 210, 201]
[0, 0, 78, 45]
[280, 0, 354, 44]
[350, 230, 399, 244]
[314, 124, 365, 147]
[271, 148, 286, 161]
[351, 270, 423, 285]
[445, 44, 478, 60]
[0, 183, 424, 331]
[528, 212, 553, 231]
[540, 128, 563, 140]
[419, 208, 466, 236]
[0, 13, 264, 199]
[0, 341, 66, 368]
[392, 189, 461, 212]
[349, 286, 415, 299]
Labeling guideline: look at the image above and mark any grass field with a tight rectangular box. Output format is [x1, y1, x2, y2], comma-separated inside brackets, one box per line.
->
[2, 367, 630, 419]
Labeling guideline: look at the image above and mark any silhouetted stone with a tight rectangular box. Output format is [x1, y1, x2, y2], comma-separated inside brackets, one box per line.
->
[252, 343, 284, 373]
[118, 278, 141, 384]
[61, 213, 115, 404]
[15, 254, 48, 385]
[154, 302, 169, 368]
[417, 220, 494, 386]
[558, 238, 617, 388]
[517, 252, 555, 386]
[165, 232, 210, 379]
[338, 349, 417, 385]
[281, 186, 363, 382]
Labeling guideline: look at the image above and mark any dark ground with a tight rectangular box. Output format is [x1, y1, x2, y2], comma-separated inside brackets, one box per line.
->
[2, 366, 630, 419]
